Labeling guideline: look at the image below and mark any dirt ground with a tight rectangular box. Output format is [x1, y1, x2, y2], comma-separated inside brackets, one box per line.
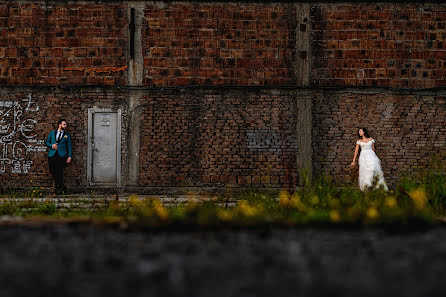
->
[0, 224, 445, 297]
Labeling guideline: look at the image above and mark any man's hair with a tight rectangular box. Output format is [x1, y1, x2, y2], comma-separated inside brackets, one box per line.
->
[58, 118, 67, 125]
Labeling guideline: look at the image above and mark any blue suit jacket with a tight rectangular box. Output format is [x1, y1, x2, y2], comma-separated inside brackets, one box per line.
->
[46, 130, 72, 158]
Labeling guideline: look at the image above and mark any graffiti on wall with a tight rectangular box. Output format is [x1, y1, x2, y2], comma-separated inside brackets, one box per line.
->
[0, 94, 46, 174]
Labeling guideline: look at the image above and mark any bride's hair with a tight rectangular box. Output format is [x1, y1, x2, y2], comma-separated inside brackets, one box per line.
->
[358, 127, 370, 138]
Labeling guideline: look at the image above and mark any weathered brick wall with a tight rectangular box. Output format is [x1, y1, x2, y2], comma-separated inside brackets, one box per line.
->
[0, 2, 127, 85]
[2, 1, 446, 89]
[311, 3, 446, 88]
[142, 3, 296, 86]
[0, 1, 445, 191]
[138, 90, 299, 188]
[312, 90, 446, 186]
[0, 88, 128, 189]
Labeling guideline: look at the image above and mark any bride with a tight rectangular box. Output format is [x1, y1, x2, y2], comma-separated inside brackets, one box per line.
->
[350, 128, 388, 191]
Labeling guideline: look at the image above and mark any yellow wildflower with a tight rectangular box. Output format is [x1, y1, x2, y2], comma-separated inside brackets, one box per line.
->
[385, 197, 397, 208]
[279, 190, 290, 207]
[154, 204, 168, 220]
[366, 207, 379, 219]
[408, 188, 427, 210]
[128, 195, 142, 207]
[289, 193, 307, 212]
[310, 195, 320, 205]
[238, 200, 257, 217]
[329, 210, 341, 222]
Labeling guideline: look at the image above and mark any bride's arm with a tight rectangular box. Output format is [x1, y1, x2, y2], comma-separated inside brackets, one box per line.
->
[350, 143, 359, 167]
[372, 142, 375, 152]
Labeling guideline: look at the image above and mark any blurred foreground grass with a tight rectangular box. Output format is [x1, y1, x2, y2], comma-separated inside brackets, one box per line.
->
[0, 156, 445, 228]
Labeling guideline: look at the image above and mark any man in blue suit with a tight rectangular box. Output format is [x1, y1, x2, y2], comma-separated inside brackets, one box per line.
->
[46, 119, 72, 194]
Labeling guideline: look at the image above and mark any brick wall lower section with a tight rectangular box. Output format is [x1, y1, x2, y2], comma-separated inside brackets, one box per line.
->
[143, 3, 296, 86]
[311, 4, 446, 88]
[0, 88, 127, 189]
[0, 2, 127, 85]
[1, 87, 444, 191]
[138, 90, 299, 188]
[312, 91, 446, 186]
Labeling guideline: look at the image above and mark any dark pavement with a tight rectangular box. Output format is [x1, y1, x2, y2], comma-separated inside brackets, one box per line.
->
[0, 224, 445, 297]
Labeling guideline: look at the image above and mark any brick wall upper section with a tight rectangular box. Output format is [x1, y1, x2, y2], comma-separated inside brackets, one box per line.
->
[311, 4, 446, 88]
[0, 2, 127, 85]
[139, 91, 299, 187]
[312, 91, 446, 186]
[142, 3, 296, 86]
[2, 1, 446, 89]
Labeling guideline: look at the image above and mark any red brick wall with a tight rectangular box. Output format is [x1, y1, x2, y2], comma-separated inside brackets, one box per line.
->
[0, 2, 127, 85]
[0, 89, 127, 189]
[312, 91, 446, 186]
[2, 2, 446, 89]
[142, 3, 296, 86]
[138, 90, 299, 188]
[2, 88, 443, 190]
[0, 2, 445, 191]
[311, 4, 446, 88]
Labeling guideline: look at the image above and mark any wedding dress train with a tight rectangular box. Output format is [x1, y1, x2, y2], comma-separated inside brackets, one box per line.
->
[356, 139, 388, 191]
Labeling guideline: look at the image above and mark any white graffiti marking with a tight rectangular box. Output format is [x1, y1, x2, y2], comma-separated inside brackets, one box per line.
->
[0, 94, 44, 174]
[23, 93, 39, 112]
[19, 119, 37, 139]
[13, 141, 27, 160]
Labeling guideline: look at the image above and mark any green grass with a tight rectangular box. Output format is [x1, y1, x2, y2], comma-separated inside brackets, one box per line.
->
[0, 156, 444, 228]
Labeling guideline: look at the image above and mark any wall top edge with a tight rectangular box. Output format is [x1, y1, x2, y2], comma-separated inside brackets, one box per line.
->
[2, 85, 446, 96]
[1, 0, 446, 4]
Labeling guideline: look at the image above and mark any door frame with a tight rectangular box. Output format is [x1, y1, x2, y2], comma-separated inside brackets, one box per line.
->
[87, 108, 122, 187]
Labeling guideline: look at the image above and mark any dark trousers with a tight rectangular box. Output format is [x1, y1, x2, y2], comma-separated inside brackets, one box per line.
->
[48, 154, 67, 193]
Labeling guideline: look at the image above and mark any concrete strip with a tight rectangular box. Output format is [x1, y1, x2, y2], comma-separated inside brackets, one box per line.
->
[127, 2, 145, 185]
[127, 2, 144, 86]
[294, 3, 311, 86]
[296, 91, 313, 183]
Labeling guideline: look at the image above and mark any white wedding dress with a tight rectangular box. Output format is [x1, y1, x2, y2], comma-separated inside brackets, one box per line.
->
[356, 139, 388, 191]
